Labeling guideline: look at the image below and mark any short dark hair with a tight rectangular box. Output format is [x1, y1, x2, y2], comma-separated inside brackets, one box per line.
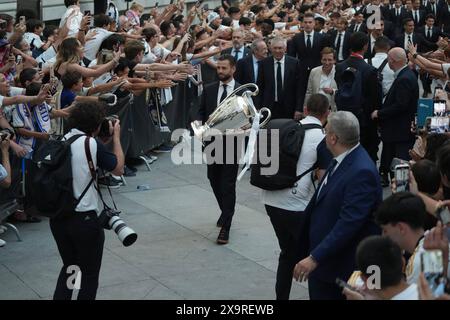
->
[411, 160, 441, 195]
[307, 93, 330, 116]
[437, 142, 450, 181]
[68, 101, 107, 135]
[222, 17, 232, 27]
[64, 0, 79, 7]
[239, 17, 252, 26]
[217, 54, 236, 67]
[375, 192, 426, 230]
[99, 33, 125, 51]
[114, 57, 130, 75]
[43, 25, 58, 40]
[142, 27, 158, 42]
[425, 13, 436, 21]
[349, 32, 369, 52]
[425, 133, 450, 162]
[19, 68, 38, 87]
[61, 71, 82, 89]
[124, 40, 145, 60]
[25, 82, 41, 96]
[94, 14, 111, 28]
[26, 19, 43, 33]
[374, 36, 391, 52]
[403, 17, 414, 26]
[228, 6, 241, 15]
[356, 236, 404, 288]
[0, 14, 13, 24]
[303, 12, 315, 20]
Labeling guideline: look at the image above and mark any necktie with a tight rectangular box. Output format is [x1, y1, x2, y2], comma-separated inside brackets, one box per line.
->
[427, 28, 432, 39]
[276, 61, 283, 102]
[408, 35, 412, 46]
[234, 49, 240, 62]
[415, 11, 419, 24]
[355, 24, 359, 32]
[326, 159, 338, 179]
[306, 34, 312, 49]
[432, 4, 436, 15]
[336, 33, 342, 58]
[220, 84, 228, 103]
[317, 159, 338, 197]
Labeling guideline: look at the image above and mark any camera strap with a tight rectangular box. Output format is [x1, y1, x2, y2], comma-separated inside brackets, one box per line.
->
[84, 137, 118, 211]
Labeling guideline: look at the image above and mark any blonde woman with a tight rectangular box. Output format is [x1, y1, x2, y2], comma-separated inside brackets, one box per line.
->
[53, 37, 120, 79]
[126, 2, 144, 27]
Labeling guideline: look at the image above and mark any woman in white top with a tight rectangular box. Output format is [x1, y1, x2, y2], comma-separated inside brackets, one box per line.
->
[59, 0, 83, 38]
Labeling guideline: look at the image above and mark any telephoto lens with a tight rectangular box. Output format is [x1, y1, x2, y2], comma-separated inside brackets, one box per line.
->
[99, 208, 138, 246]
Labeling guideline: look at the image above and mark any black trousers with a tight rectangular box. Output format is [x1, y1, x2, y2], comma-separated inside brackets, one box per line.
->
[308, 277, 345, 300]
[380, 140, 414, 176]
[50, 211, 105, 300]
[207, 163, 239, 230]
[265, 205, 305, 300]
[360, 124, 380, 163]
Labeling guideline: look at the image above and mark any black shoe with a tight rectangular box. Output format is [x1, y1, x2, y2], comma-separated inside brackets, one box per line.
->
[98, 176, 121, 189]
[217, 228, 229, 245]
[127, 165, 138, 173]
[124, 166, 136, 177]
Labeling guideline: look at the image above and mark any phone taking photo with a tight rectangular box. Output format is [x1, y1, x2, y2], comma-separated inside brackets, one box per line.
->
[394, 164, 410, 193]
[421, 250, 447, 297]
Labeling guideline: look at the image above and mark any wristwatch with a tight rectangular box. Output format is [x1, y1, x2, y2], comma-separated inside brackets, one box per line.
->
[413, 53, 418, 59]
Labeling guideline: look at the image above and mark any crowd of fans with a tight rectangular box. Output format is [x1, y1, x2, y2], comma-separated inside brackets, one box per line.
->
[0, 0, 449, 300]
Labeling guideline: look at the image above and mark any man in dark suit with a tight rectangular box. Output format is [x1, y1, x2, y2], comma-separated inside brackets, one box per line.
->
[425, 0, 441, 23]
[438, 0, 450, 33]
[390, 0, 410, 36]
[288, 12, 330, 112]
[257, 36, 302, 120]
[394, 18, 438, 52]
[371, 47, 419, 183]
[195, 54, 242, 245]
[348, 11, 368, 34]
[221, 28, 251, 62]
[330, 17, 352, 62]
[335, 32, 381, 163]
[235, 39, 268, 85]
[293, 111, 382, 300]
[410, 0, 427, 27]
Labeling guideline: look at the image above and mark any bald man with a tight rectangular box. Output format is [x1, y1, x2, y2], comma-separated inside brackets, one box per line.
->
[371, 47, 419, 181]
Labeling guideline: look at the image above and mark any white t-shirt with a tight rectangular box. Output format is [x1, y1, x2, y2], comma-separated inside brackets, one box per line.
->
[36, 46, 57, 64]
[64, 128, 101, 213]
[23, 32, 44, 49]
[406, 237, 425, 285]
[261, 116, 325, 211]
[391, 284, 419, 300]
[59, 6, 83, 38]
[83, 28, 114, 62]
[9, 86, 25, 97]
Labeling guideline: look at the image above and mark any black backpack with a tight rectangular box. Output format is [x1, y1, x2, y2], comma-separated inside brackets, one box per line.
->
[369, 57, 389, 100]
[31, 134, 94, 219]
[250, 119, 323, 191]
[335, 67, 364, 117]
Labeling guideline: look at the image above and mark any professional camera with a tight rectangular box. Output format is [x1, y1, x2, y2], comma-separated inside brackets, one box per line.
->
[0, 128, 14, 141]
[98, 115, 119, 138]
[98, 207, 137, 246]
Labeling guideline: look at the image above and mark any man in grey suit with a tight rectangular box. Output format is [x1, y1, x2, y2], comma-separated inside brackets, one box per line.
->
[222, 28, 251, 62]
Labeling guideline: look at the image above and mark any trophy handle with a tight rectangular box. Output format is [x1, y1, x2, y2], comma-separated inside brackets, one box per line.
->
[259, 107, 271, 128]
[227, 83, 259, 101]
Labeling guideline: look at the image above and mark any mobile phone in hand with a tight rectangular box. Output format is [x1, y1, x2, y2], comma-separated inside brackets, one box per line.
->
[84, 10, 91, 16]
[335, 278, 356, 291]
[421, 250, 446, 297]
[394, 164, 410, 193]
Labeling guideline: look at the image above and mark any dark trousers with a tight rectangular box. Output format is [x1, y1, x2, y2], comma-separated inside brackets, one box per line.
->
[50, 211, 105, 300]
[265, 205, 305, 300]
[360, 124, 380, 163]
[207, 163, 239, 230]
[270, 101, 293, 120]
[380, 140, 414, 176]
[308, 277, 345, 300]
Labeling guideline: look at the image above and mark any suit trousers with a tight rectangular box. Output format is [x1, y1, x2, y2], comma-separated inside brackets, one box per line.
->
[380, 140, 414, 176]
[265, 205, 305, 300]
[360, 124, 380, 163]
[50, 211, 105, 300]
[207, 163, 239, 230]
[308, 276, 346, 300]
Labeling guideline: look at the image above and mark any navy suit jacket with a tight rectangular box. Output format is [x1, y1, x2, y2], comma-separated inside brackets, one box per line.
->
[301, 145, 382, 284]
[379, 66, 419, 143]
[235, 54, 258, 85]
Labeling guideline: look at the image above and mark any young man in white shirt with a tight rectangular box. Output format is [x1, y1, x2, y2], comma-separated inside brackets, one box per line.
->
[366, 36, 395, 98]
[23, 19, 44, 52]
[262, 93, 333, 300]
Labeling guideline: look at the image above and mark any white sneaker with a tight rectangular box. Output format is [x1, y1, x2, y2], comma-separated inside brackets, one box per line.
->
[0, 225, 6, 234]
[0, 239, 6, 247]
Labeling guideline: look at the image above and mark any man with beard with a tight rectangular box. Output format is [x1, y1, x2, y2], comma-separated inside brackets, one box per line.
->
[195, 54, 242, 245]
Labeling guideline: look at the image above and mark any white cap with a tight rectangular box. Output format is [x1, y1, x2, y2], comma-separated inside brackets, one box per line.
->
[208, 12, 220, 23]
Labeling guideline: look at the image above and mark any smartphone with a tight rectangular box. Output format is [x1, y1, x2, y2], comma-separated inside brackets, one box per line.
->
[155, 2, 159, 8]
[84, 10, 91, 16]
[436, 206, 450, 225]
[421, 250, 447, 297]
[417, 99, 434, 128]
[394, 164, 410, 193]
[19, 16, 26, 25]
[427, 116, 450, 133]
[335, 278, 356, 291]
[434, 100, 446, 116]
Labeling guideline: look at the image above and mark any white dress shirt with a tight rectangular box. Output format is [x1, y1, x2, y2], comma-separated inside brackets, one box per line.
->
[317, 143, 360, 197]
[261, 116, 325, 211]
[370, 34, 377, 54]
[404, 32, 414, 50]
[217, 78, 235, 107]
[274, 55, 285, 102]
[252, 55, 259, 82]
[319, 68, 335, 95]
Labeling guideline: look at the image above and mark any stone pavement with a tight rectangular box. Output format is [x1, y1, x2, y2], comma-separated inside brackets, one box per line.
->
[0, 147, 311, 300]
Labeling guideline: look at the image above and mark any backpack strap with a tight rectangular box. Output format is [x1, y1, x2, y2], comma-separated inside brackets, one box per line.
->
[377, 58, 389, 73]
[293, 123, 323, 181]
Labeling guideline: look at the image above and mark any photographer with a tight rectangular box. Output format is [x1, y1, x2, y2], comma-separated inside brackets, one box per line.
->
[50, 101, 124, 300]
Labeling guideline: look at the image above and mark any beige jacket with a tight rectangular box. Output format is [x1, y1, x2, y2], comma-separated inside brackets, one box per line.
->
[304, 65, 337, 111]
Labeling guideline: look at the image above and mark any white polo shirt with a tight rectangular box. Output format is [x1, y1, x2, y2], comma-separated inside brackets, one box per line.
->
[83, 28, 114, 62]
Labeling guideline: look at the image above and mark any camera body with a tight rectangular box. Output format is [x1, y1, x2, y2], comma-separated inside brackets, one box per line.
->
[98, 207, 137, 247]
[99, 115, 119, 138]
[0, 128, 15, 141]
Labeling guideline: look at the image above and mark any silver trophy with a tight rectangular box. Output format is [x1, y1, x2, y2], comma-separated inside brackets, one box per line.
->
[191, 83, 271, 139]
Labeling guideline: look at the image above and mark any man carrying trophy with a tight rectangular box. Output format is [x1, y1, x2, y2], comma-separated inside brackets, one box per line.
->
[194, 54, 242, 245]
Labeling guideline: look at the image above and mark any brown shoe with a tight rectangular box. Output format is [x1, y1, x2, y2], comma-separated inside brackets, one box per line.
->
[216, 228, 229, 245]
